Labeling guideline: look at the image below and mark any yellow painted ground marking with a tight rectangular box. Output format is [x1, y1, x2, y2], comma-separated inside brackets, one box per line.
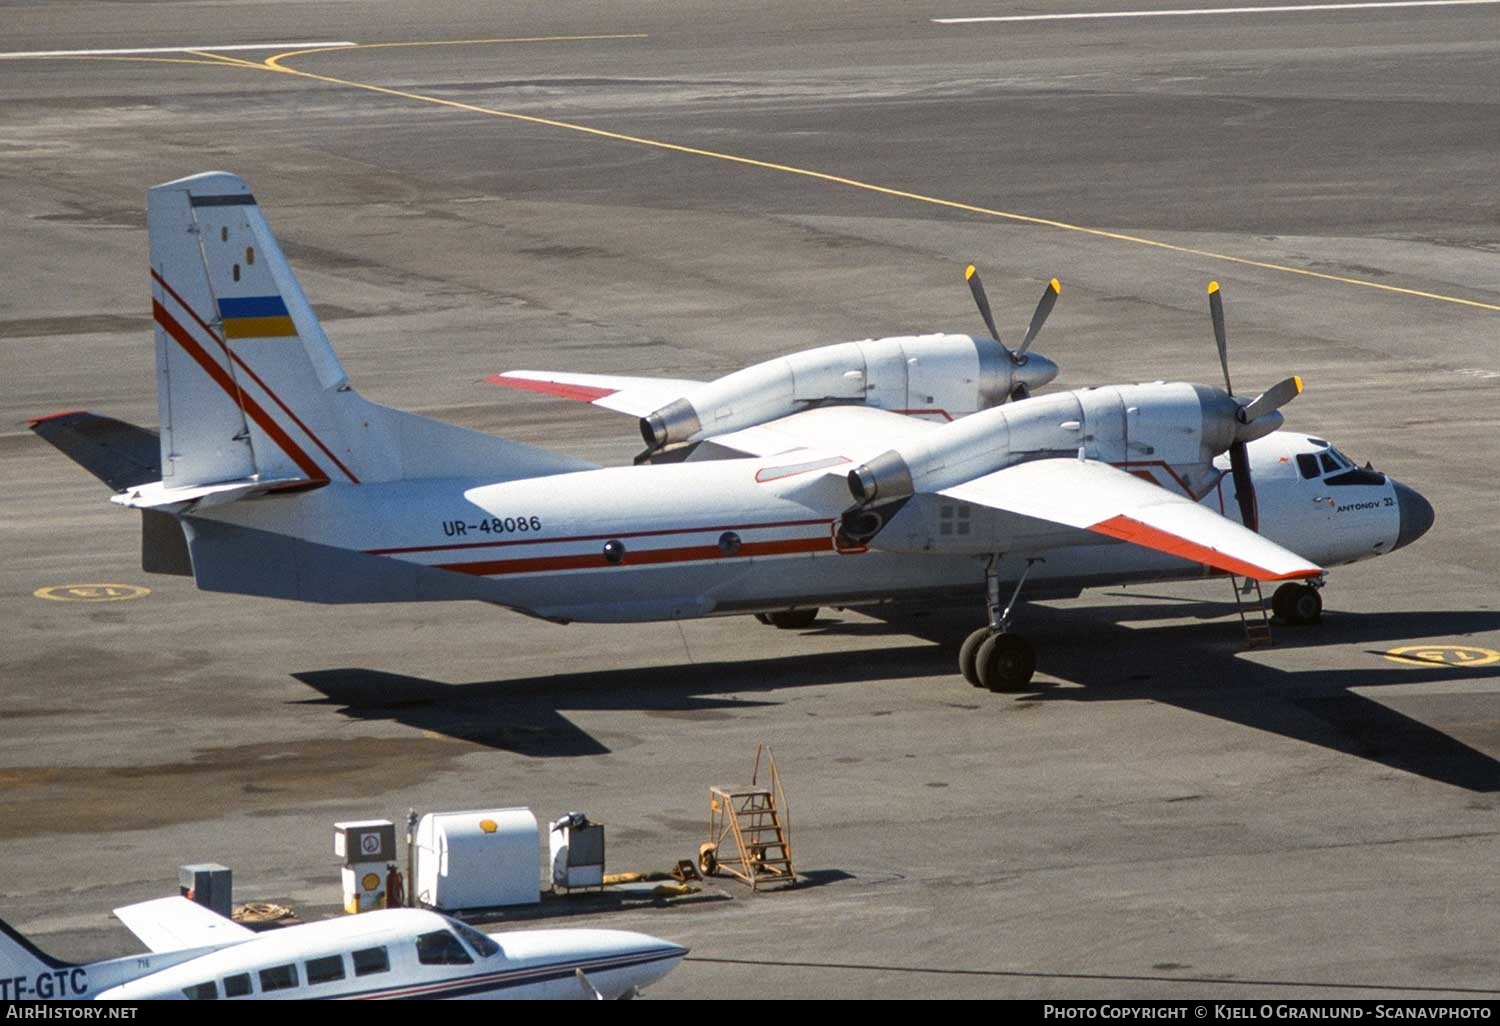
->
[34, 583, 151, 602]
[252, 43, 1500, 314]
[10, 36, 1499, 314]
[1381, 644, 1500, 668]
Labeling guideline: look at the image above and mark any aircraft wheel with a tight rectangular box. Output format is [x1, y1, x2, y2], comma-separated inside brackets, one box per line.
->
[959, 628, 989, 687]
[1273, 583, 1322, 626]
[976, 633, 1036, 693]
[766, 608, 818, 629]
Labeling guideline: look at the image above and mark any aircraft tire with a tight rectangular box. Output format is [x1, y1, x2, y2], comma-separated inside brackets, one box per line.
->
[1273, 583, 1322, 626]
[976, 633, 1036, 693]
[766, 608, 818, 629]
[959, 628, 988, 687]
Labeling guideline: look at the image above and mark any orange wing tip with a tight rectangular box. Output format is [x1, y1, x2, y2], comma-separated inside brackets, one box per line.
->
[486, 374, 618, 402]
[27, 409, 88, 426]
[1089, 514, 1320, 582]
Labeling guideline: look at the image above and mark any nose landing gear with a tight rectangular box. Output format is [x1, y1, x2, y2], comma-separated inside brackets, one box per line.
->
[960, 557, 1040, 692]
[1272, 581, 1322, 626]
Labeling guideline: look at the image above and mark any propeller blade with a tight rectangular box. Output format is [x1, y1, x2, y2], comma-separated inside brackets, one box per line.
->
[1208, 281, 1232, 396]
[1228, 439, 1259, 533]
[1239, 375, 1303, 423]
[576, 968, 606, 1000]
[1015, 278, 1061, 360]
[965, 264, 1007, 353]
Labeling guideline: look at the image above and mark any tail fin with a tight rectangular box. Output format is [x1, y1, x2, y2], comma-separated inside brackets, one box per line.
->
[148, 172, 358, 488]
[0, 916, 76, 980]
[146, 172, 586, 492]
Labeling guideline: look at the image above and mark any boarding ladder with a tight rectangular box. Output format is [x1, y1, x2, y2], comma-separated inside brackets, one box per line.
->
[701, 744, 794, 892]
[1230, 575, 1274, 648]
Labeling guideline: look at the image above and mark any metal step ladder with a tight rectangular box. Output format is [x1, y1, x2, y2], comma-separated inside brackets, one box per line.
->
[700, 744, 794, 892]
[1230, 575, 1274, 648]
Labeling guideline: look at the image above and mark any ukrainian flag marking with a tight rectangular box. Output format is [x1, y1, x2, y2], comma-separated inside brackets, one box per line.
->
[219, 295, 296, 338]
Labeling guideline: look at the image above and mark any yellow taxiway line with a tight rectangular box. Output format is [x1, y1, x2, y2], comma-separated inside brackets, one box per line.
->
[23, 35, 1500, 314]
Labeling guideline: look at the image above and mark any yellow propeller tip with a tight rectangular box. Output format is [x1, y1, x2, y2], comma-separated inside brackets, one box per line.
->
[964, 264, 977, 280]
[1293, 375, 1304, 393]
[1208, 280, 1220, 294]
[1050, 278, 1061, 292]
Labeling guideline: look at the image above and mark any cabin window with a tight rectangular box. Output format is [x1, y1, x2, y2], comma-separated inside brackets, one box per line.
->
[306, 954, 346, 985]
[1296, 453, 1319, 479]
[223, 973, 252, 997]
[182, 981, 217, 1000]
[416, 930, 475, 966]
[352, 946, 390, 976]
[259, 963, 298, 992]
[452, 920, 500, 958]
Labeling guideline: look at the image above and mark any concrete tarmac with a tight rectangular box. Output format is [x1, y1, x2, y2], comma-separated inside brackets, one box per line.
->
[1, 0, 1497, 1000]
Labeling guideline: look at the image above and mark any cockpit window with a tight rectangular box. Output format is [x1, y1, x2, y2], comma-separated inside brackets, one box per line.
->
[450, 919, 501, 959]
[416, 930, 475, 966]
[1319, 452, 1340, 474]
[1296, 453, 1319, 479]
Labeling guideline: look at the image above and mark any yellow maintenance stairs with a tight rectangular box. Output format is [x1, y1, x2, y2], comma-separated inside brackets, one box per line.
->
[698, 744, 795, 892]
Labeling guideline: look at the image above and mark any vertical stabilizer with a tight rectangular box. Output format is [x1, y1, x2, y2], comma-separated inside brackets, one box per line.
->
[148, 172, 360, 487]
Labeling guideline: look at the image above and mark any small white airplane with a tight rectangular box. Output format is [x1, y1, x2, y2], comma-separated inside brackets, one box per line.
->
[33, 172, 1433, 691]
[0, 897, 685, 1000]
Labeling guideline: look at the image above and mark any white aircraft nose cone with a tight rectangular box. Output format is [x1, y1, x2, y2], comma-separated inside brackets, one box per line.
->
[1392, 480, 1434, 551]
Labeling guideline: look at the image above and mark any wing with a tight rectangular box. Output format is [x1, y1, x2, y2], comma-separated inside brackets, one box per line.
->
[487, 371, 704, 417]
[113, 896, 254, 954]
[709, 406, 942, 459]
[941, 458, 1322, 582]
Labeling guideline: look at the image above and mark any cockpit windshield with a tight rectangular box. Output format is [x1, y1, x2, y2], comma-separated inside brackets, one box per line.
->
[1297, 446, 1382, 486]
[448, 918, 502, 959]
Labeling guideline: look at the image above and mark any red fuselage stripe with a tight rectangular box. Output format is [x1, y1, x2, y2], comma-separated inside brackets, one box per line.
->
[436, 536, 831, 576]
[152, 299, 328, 482]
[1089, 515, 1318, 581]
[152, 271, 360, 483]
[367, 518, 833, 556]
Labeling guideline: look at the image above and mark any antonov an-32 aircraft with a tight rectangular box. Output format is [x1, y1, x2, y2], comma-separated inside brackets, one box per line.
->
[0, 896, 684, 1000]
[33, 173, 1433, 691]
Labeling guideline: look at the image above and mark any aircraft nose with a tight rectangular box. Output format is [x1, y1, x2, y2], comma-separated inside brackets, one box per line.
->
[1392, 480, 1435, 551]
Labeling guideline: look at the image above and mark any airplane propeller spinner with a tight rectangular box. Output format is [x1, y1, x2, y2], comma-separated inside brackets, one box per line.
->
[1208, 280, 1302, 533]
[965, 264, 1062, 402]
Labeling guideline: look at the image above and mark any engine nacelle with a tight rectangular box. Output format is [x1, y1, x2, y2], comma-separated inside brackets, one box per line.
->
[639, 333, 1058, 451]
[846, 382, 1252, 516]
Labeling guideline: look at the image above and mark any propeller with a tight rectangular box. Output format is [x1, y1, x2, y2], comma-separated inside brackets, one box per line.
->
[1206, 281, 1302, 533]
[965, 265, 1062, 401]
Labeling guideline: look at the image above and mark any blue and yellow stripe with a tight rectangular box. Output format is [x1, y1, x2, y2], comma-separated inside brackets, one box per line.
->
[218, 295, 296, 339]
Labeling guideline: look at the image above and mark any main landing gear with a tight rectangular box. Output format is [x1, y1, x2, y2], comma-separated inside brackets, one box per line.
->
[1271, 582, 1322, 626]
[755, 608, 820, 629]
[960, 558, 1039, 692]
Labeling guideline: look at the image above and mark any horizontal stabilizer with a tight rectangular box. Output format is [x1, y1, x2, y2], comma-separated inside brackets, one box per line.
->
[113, 896, 253, 954]
[489, 370, 704, 417]
[28, 412, 161, 492]
[111, 476, 317, 512]
[941, 458, 1322, 582]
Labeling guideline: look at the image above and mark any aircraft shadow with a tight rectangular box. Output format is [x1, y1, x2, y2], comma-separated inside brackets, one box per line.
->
[292, 643, 949, 758]
[293, 609, 1500, 791]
